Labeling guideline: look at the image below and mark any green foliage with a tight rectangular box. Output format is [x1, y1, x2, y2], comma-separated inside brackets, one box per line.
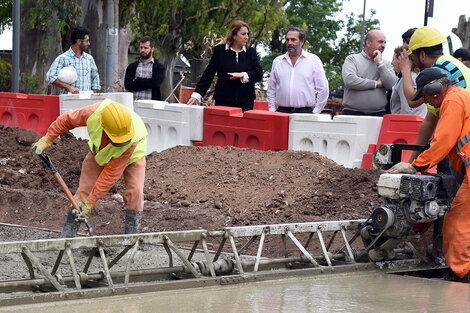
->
[0, 56, 11, 91]
[27, 0, 80, 36]
[129, 0, 286, 70]
[21, 72, 41, 94]
[0, 0, 12, 33]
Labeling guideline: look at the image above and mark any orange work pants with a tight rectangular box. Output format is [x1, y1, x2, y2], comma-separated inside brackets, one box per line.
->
[75, 152, 146, 211]
[443, 175, 470, 278]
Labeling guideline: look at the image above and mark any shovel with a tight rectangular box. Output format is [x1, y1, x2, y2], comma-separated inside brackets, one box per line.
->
[38, 153, 94, 236]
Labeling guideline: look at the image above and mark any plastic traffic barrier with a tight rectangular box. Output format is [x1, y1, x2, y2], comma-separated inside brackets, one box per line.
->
[289, 114, 383, 168]
[253, 100, 269, 111]
[196, 106, 289, 151]
[0, 92, 60, 135]
[361, 114, 424, 168]
[134, 100, 204, 154]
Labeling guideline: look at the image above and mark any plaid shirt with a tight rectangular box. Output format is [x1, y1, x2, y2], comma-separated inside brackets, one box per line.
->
[134, 58, 154, 100]
[46, 48, 100, 92]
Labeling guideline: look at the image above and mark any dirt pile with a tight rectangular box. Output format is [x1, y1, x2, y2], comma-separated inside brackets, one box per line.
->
[0, 124, 382, 236]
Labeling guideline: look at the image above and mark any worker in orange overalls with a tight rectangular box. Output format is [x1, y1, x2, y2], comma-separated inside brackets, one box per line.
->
[389, 67, 470, 281]
[32, 99, 147, 237]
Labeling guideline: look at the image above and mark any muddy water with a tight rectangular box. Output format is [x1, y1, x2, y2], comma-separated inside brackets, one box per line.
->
[2, 272, 470, 313]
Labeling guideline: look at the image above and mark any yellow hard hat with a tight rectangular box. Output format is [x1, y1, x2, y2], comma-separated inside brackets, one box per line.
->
[99, 102, 135, 144]
[407, 26, 445, 55]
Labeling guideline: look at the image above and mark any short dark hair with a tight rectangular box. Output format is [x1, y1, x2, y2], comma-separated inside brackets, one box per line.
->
[416, 43, 443, 57]
[286, 26, 306, 42]
[140, 36, 155, 48]
[453, 48, 470, 61]
[401, 27, 417, 41]
[71, 26, 90, 45]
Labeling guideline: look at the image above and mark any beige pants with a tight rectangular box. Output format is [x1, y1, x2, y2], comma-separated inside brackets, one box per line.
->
[75, 152, 146, 211]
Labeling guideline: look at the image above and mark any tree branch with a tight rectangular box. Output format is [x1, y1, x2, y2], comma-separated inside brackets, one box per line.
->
[250, 7, 268, 48]
[186, 6, 230, 21]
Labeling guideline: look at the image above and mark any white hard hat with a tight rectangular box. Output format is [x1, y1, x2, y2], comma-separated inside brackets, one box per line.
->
[57, 66, 77, 84]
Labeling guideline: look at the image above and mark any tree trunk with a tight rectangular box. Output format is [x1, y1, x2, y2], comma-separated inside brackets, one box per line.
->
[158, 48, 178, 102]
[187, 58, 210, 86]
[452, 15, 470, 50]
[117, 24, 136, 91]
[80, 0, 135, 92]
[20, 1, 62, 94]
[80, 0, 108, 92]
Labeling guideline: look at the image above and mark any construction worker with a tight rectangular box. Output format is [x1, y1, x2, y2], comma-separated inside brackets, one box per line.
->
[31, 99, 147, 237]
[398, 26, 470, 167]
[389, 67, 470, 282]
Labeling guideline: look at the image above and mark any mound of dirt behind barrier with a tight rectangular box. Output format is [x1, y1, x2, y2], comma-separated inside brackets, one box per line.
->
[0, 123, 382, 238]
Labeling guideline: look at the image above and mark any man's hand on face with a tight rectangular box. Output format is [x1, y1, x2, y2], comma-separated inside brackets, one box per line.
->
[373, 50, 383, 64]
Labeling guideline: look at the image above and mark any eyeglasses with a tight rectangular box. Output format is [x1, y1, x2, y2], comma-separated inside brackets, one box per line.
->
[81, 39, 90, 43]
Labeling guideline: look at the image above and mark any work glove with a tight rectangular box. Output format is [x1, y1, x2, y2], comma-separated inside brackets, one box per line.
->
[388, 162, 417, 174]
[31, 136, 53, 155]
[73, 198, 94, 222]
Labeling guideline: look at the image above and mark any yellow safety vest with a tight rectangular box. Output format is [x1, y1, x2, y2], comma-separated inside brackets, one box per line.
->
[86, 99, 147, 166]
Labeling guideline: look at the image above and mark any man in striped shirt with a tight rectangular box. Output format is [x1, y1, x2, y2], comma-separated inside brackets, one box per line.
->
[46, 26, 100, 94]
[399, 26, 470, 165]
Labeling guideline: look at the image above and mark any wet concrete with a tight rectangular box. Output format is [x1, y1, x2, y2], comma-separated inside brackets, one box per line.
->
[2, 271, 469, 313]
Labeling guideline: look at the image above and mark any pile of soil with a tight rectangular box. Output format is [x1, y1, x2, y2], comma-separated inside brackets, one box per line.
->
[0, 123, 382, 237]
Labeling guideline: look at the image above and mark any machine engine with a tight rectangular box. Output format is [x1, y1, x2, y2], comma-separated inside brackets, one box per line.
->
[360, 172, 458, 262]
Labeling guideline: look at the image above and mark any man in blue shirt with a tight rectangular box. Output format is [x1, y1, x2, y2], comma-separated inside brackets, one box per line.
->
[46, 26, 100, 94]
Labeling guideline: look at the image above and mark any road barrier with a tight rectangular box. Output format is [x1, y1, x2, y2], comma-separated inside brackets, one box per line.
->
[194, 106, 289, 151]
[0, 92, 427, 169]
[362, 114, 424, 168]
[0, 92, 59, 135]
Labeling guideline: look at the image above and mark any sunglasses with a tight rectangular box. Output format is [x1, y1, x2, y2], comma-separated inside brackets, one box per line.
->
[81, 39, 90, 43]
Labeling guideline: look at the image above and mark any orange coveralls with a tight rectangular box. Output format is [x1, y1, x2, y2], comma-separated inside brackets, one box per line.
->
[45, 102, 146, 211]
[412, 86, 470, 278]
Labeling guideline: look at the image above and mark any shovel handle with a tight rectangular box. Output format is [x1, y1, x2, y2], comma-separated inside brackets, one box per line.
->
[38, 153, 57, 174]
[37, 153, 94, 236]
[38, 153, 80, 211]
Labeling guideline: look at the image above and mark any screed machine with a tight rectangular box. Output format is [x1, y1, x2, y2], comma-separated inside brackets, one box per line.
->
[0, 144, 457, 306]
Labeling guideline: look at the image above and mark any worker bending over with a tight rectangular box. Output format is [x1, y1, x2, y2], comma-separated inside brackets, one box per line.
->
[390, 68, 470, 282]
[32, 99, 147, 237]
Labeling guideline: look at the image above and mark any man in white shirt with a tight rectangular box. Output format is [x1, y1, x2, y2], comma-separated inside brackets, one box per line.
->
[267, 26, 329, 114]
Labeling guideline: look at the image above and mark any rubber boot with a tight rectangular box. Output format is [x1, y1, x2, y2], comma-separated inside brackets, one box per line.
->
[61, 207, 81, 238]
[125, 210, 142, 234]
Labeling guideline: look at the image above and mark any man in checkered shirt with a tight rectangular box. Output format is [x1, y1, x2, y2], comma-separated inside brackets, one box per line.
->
[46, 26, 100, 94]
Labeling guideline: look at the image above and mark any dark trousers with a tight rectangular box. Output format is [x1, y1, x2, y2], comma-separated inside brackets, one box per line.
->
[276, 106, 313, 114]
[215, 99, 254, 112]
[437, 156, 464, 187]
[342, 109, 387, 117]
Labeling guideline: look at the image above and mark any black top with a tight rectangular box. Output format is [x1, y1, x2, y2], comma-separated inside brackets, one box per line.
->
[195, 44, 263, 102]
[124, 59, 166, 100]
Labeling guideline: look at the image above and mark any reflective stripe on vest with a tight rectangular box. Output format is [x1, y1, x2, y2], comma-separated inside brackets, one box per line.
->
[464, 156, 470, 169]
[86, 99, 147, 166]
[455, 132, 470, 152]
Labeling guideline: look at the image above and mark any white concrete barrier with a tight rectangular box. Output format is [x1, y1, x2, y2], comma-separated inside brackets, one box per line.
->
[288, 114, 383, 168]
[59, 92, 134, 140]
[134, 100, 204, 154]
